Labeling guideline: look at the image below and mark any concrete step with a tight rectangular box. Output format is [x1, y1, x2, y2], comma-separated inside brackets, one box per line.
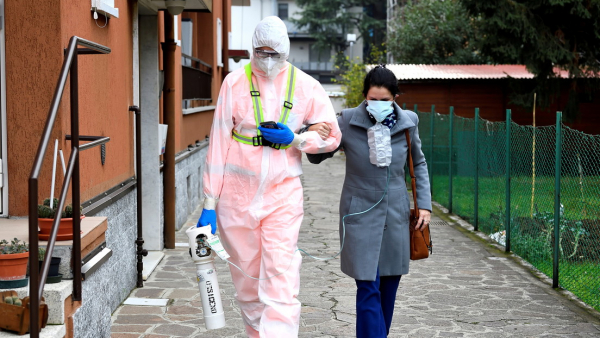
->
[42, 217, 109, 279]
[14, 280, 72, 325]
[142, 251, 165, 280]
[7, 280, 77, 338]
[0, 324, 66, 338]
[0, 217, 108, 280]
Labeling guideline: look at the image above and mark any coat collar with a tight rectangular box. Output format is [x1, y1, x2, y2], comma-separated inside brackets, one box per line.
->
[349, 101, 416, 136]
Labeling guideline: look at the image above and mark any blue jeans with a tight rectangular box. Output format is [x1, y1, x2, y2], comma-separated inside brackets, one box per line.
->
[355, 268, 402, 338]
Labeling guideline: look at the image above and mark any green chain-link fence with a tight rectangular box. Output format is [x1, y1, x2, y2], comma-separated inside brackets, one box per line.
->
[410, 104, 600, 312]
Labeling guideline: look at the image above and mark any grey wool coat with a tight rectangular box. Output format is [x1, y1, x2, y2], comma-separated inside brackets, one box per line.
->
[307, 102, 432, 281]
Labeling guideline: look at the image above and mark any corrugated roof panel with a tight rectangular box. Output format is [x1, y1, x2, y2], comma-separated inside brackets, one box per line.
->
[370, 64, 571, 80]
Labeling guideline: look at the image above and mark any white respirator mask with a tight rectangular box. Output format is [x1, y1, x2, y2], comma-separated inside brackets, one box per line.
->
[254, 57, 286, 79]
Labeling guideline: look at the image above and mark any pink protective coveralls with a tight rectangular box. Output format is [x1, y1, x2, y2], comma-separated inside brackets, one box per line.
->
[202, 16, 341, 338]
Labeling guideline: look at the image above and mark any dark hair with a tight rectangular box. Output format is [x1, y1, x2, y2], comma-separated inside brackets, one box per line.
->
[362, 65, 399, 97]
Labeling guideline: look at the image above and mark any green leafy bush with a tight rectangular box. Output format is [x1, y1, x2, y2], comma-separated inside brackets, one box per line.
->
[388, 0, 485, 65]
[338, 59, 366, 109]
[337, 44, 387, 109]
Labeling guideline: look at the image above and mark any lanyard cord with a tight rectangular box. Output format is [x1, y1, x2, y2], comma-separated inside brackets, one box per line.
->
[205, 166, 391, 281]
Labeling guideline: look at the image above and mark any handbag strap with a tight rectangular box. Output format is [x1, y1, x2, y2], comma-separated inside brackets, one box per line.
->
[405, 130, 419, 217]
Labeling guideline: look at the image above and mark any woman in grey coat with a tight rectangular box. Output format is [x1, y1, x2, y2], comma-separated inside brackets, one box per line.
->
[306, 66, 432, 337]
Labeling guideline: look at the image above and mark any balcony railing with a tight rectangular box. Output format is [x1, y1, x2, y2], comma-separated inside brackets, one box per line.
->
[292, 61, 335, 72]
[283, 20, 307, 35]
[182, 53, 212, 101]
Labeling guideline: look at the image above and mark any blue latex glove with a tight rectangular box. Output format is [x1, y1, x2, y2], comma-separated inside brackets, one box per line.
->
[197, 209, 217, 234]
[258, 122, 295, 145]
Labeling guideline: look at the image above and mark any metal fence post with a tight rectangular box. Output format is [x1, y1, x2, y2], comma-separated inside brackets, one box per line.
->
[428, 105, 435, 196]
[429, 105, 435, 182]
[505, 109, 512, 252]
[449, 106, 454, 212]
[403, 103, 406, 110]
[411, 104, 418, 194]
[474, 108, 479, 231]
[553, 111, 562, 288]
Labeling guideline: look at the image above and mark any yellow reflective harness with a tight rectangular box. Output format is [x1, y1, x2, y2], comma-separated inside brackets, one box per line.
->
[232, 63, 297, 149]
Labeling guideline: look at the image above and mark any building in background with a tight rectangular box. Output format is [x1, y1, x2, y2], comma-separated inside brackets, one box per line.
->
[229, 0, 363, 84]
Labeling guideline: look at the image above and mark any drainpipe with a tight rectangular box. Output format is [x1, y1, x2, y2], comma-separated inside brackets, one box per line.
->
[162, 13, 176, 249]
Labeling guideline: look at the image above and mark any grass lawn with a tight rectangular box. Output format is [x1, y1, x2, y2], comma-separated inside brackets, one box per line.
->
[559, 262, 600, 311]
[430, 174, 600, 312]
[431, 175, 600, 222]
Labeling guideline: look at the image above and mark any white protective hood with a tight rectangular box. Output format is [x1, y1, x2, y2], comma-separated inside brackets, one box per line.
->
[251, 16, 290, 79]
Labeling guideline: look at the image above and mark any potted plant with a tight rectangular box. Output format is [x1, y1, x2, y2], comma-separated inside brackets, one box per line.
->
[0, 238, 29, 281]
[38, 198, 84, 241]
[37, 248, 61, 278]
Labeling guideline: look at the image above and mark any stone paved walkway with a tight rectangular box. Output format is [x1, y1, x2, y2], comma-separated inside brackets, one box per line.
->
[111, 153, 600, 337]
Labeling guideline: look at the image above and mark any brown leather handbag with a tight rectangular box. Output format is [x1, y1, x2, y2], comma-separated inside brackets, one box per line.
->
[405, 130, 433, 260]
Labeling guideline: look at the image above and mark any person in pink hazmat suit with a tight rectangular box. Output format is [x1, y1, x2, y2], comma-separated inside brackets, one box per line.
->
[197, 16, 341, 337]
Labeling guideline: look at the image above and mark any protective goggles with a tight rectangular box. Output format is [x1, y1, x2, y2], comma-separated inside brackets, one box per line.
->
[254, 49, 282, 60]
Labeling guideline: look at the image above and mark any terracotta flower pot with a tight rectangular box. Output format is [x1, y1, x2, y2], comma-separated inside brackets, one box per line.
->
[38, 216, 85, 241]
[0, 252, 29, 281]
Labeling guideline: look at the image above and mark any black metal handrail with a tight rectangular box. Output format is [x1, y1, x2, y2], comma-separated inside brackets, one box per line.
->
[128, 105, 148, 287]
[65, 135, 110, 151]
[181, 53, 212, 74]
[28, 36, 110, 337]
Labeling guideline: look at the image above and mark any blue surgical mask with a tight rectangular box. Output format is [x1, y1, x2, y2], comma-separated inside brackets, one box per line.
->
[366, 100, 394, 122]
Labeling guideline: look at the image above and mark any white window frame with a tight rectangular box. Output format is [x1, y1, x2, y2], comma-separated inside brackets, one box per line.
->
[278, 3, 289, 20]
[217, 18, 223, 68]
[181, 19, 193, 66]
[174, 15, 181, 46]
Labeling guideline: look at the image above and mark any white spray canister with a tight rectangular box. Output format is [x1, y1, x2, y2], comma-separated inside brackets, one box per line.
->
[186, 226, 226, 330]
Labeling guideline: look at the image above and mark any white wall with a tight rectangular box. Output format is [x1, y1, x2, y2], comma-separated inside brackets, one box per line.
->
[139, 15, 163, 251]
[287, 0, 302, 28]
[288, 41, 310, 63]
[229, 0, 277, 71]
[322, 84, 346, 113]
